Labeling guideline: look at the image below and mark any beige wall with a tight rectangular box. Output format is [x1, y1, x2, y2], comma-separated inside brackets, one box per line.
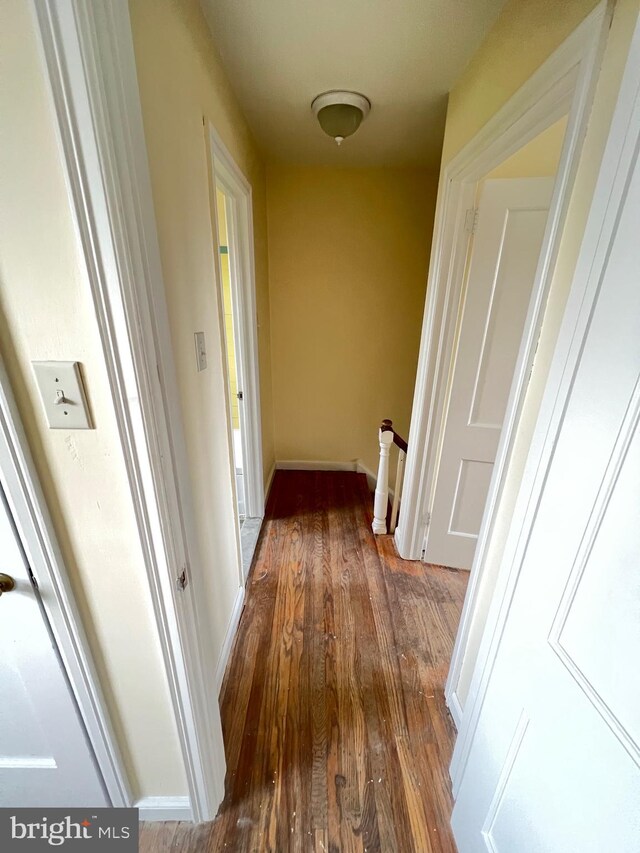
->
[267, 166, 437, 479]
[128, 0, 275, 668]
[442, 0, 601, 166]
[450, 0, 640, 706]
[0, 0, 186, 798]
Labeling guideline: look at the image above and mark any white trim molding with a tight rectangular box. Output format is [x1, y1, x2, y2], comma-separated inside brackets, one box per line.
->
[447, 690, 464, 732]
[215, 585, 245, 696]
[356, 459, 398, 500]
[450, 3, 640, 795]
[32, 0, 226, 821]
[393, 2, 609, 722]
[135, 797, 193, 822]
[276, 459, 358, 472]
[0, 358, 132, 807]
[356, 460, 377, 492]
[264, 463, 276, 503]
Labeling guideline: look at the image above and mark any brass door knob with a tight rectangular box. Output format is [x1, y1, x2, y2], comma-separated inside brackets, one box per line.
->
[0, 573, 15, 595]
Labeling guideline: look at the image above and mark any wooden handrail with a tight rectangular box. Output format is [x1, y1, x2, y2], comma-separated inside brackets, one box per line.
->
[393, 432, 408, 454]
[372, 419, 408, 535]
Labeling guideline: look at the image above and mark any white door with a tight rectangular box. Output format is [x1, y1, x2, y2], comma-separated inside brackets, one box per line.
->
[451, 48, 640, 851]
[426, 177, 554, 570]
[0, 482, 108, 807]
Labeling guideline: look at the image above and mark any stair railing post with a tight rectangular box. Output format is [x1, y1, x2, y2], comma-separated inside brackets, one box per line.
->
[372, 419, 394, 534]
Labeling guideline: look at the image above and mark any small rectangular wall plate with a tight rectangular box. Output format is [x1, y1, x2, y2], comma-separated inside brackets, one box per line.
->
[32, 361, 93, 429]
[194, 331, 207, 371]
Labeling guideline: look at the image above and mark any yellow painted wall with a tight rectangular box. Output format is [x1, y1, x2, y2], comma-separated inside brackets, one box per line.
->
[216, 190, 240, 430]
[0, 0, 186, 798]
[128, 0, 275, 669]
[267, 166, 437, 479]
[441, 0, 601, 165]
[448, 0, 640, 707]
[486, 115, 567, 179]
[129, 0, 274, 487]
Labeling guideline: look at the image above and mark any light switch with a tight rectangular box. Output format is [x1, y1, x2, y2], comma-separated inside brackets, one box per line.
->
[194, 331, 207, 372]
[32, 361, 93, 429]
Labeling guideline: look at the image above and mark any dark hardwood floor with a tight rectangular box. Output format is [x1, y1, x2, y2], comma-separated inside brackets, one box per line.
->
[141, 470, 468, 852]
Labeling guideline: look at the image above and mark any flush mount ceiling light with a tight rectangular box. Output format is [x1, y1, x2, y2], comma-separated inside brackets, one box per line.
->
[311, 90, 371, 146]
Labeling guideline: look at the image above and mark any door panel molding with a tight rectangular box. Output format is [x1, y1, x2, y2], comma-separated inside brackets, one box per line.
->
[480, 711, 530, 853]
[549, 376, 640, 767]
[467, 204, 550, 431]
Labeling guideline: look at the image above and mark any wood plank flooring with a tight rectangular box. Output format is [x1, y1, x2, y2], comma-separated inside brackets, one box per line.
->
[140, 471, 468, 852]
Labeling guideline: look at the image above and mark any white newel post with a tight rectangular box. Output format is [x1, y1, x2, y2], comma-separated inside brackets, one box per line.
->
[372, 420, 394, 534]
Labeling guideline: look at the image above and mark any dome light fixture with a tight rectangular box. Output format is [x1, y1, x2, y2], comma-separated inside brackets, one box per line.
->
[311, 90, 371, 146]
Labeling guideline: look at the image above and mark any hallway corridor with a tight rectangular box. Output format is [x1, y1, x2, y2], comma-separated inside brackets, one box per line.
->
[141, 471, 467, 852]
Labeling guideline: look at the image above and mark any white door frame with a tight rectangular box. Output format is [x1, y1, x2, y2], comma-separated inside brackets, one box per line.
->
[395, 2, 609, 726]
[0, 358, 130, 807]
[450, 10, 640, 799]
[208, 126, 264, 523]
[32, 0, 227, 821]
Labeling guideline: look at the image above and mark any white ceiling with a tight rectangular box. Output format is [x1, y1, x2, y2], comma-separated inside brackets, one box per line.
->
[201, 0, 506, 168]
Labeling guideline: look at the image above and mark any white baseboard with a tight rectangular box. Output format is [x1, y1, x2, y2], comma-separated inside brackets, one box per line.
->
[215, 585, 245, 696]
[356, 460, 376, 492]
[275, 459, 393, 502]
[276, 459, 357, 472]
[447, 689, 463, 731]
[356, 459, 394, 499]
[264, 462, 276, 501]
[135, 796, 193, 821]
[275, 459, 394, 499]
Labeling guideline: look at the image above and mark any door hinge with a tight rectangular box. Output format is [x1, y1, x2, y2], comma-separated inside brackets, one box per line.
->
[237, 390, 244, 401]
[464, 207, 479, 235]
[27, 566, 38, 589]
[176, 567, 188, 591]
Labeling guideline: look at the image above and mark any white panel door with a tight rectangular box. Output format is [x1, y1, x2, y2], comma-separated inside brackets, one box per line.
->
[426, 178, 554, 570]
[0, 483, 108, 807]
[451, 53, 640, 852]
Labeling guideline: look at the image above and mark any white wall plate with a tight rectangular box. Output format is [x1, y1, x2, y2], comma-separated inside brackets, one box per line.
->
[32, 361, 93, 429]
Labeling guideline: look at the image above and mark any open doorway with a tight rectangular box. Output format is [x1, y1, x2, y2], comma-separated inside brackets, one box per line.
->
[421, 114, 571, 728]
[216, 188, 245, 519]
[209, 128, 264, 579]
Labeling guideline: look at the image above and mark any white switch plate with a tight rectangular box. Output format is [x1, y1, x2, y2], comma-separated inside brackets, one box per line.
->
[32, 361, 93, 429]
[194, 331, 207, 371]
